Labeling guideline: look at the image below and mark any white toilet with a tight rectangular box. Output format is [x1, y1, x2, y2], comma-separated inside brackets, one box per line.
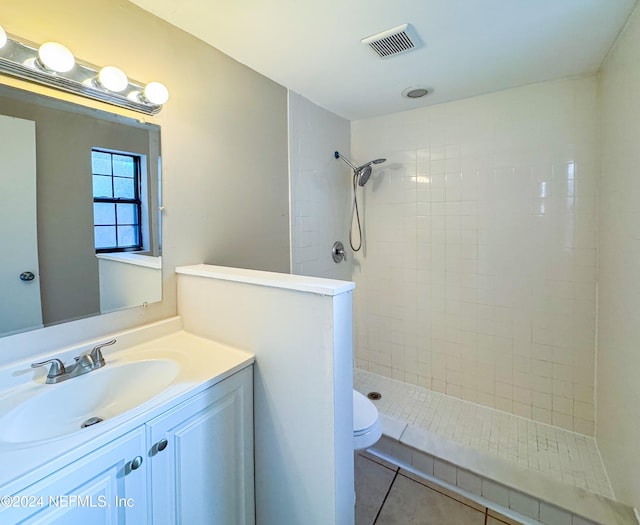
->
[353, 390, 382, 450]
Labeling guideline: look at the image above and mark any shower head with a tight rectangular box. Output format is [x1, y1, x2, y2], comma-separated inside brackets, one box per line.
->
[334, 151, 387, 186]
[357, 165, 373, 186]
[354, 158, 386, 186]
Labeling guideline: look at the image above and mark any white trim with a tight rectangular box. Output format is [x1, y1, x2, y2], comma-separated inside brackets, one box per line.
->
[176, 264, 355, 296]
[286, 88, 293, 275]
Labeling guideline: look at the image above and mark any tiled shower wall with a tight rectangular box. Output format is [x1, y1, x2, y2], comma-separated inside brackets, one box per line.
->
[597, 3, 640, 507]
[351, 77, 598, 434]
[288, 91, 352, 281]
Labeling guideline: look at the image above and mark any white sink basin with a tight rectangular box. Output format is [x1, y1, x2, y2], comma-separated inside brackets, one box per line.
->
[0, 359, 179, 444]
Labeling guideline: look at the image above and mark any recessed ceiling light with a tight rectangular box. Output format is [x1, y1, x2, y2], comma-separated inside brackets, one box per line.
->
[402, 87, 431, 99]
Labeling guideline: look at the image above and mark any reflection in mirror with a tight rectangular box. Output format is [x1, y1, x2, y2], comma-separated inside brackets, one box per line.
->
[0, 84, 162, 338]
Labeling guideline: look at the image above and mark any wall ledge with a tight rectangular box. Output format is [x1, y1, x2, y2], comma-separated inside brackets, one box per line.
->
[176, 264, 354, 296]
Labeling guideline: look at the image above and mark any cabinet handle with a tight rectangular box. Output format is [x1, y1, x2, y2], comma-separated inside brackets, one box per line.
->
[130, 456, 143, 470]
[156, 438, 168, 452]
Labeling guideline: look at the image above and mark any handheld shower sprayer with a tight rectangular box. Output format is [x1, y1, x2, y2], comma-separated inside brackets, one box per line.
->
[334, 151, 387, 252]
[334, 151, 386, 187]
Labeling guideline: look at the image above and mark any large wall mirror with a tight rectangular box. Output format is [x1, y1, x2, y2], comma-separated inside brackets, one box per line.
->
[0, 84, 162, 338]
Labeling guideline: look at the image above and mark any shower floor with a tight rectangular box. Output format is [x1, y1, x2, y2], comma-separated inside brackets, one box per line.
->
[354, 368, 613, 500]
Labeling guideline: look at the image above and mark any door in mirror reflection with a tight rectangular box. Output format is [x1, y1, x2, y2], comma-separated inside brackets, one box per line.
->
[0, 114, 43, 335]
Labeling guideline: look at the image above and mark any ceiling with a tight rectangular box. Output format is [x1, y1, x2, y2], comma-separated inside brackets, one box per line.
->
[130, 0, 637, 120]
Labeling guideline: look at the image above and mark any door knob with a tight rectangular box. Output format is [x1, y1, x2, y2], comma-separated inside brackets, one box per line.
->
[19, 271, 35, 281]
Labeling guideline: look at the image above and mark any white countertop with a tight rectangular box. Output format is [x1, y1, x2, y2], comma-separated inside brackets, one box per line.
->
[0, 321, 253, 492]
[176, 264, 355, 296]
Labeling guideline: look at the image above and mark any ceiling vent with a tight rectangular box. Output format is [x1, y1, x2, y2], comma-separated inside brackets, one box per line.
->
[361, 23, 421, 59]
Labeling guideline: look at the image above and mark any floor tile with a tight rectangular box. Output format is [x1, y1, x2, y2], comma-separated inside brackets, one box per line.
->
[359, 450, 400, 472]
[375, 474, 485, 525]
[355, 454, 396, 525]
[354, 368, 612, 498]
[487, 508, 525, 525]
[399, 470, 485, 512]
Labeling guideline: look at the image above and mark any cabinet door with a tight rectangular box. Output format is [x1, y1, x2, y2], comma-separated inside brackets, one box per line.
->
[148, 366, 254, 525]
[0, 427, 147, 525]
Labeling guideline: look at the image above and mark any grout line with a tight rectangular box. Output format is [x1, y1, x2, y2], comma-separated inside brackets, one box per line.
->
[359, 451, 398, 473]
[396, 469, 488, 515]
[398, 421, 409, 441]
[372, 469, 399, 525]
[595, 440, 615, 498]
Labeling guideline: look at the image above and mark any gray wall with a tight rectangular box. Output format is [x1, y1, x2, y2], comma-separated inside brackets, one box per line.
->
[0, 88, 156, 325]
[165, 54, 290, 274]
[0, 0, 290, 356]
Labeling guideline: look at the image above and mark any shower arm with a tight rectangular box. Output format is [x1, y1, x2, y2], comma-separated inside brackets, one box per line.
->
[334, 151, 358, 172]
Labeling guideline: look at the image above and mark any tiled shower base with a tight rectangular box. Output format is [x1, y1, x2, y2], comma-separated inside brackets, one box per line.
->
[354, 368, 637, 525]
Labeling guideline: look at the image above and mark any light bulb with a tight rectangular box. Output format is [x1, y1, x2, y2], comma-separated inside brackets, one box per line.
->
[0, 25, 7, 49]
[98, 66, 128, 92]
[127, 90, 142, 102]
[143, 82, 169, 105]
[38, 42, 75, 73]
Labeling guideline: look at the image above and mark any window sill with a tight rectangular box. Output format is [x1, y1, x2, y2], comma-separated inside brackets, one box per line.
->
[96, 252, 162, 269]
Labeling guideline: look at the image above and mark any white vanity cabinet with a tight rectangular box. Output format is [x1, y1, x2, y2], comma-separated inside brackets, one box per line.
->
[1, 427, 148, 524]
[148, 365, 254, 525]
[0, 365, 254, 525]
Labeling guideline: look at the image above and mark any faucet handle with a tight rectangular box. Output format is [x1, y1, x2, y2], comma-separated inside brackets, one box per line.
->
[89, 338, 115, 368]
[74, 353, 94, 369]
[31, 358, 66, 379]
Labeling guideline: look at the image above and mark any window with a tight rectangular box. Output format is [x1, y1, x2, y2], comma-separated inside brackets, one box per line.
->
[92, 149, 142, 252]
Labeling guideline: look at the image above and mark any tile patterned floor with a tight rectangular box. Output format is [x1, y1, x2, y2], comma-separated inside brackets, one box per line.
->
[354, 369, 612, 498]
[356, 452, 524, 525]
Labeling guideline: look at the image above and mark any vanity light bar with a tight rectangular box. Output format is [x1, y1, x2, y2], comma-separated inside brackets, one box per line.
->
[0, 28, 168, 115]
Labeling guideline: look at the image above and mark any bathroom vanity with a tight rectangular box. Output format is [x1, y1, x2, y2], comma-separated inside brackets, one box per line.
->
[0, 322, 255, 524]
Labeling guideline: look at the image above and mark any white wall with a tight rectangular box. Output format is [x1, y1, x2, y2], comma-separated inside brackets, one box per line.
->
[98, 257, 162, 313]
[597, 4, 640, 508]
[289, 91, 352, 281]
[351, 77, 599, 434]
[177, 267, 354, 525]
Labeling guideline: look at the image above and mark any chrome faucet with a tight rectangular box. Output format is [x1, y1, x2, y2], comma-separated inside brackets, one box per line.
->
[31, 339, 115, 384]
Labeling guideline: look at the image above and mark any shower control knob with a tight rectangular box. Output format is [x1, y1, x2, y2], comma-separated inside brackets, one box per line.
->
[332, 241, 346, 263]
